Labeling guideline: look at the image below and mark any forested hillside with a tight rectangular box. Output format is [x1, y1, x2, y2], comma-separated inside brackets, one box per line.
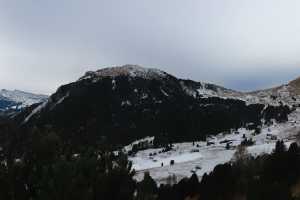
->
[0, 119, 299, 200]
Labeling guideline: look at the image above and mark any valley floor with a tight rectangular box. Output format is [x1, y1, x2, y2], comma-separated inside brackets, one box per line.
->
[128, 108, 300, 184]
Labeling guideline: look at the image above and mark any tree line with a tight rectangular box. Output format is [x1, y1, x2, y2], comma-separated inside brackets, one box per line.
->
[0, 119, 300, 200]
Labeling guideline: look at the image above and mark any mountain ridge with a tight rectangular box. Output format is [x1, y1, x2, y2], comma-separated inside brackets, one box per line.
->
[18, 65, 292, 148]
[0, 89, 48, 115]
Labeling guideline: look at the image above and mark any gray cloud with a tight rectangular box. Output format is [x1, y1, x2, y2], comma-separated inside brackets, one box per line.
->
[0, 0, 300, 94]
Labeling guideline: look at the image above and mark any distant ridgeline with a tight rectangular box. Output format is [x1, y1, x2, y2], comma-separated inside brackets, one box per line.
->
[17, 65, 293, 149]
[0, 89, 47, 116]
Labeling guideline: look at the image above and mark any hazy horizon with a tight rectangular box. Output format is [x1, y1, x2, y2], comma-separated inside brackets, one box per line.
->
[1, 64, 299, 96]
[1, 0, 300, 94]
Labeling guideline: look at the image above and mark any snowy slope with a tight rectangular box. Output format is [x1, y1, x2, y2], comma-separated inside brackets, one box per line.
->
[245, 84, 300, 106]
[129, 108, 300, 184]
[0, 89, 48, 111]
[180, 76, 300, 106]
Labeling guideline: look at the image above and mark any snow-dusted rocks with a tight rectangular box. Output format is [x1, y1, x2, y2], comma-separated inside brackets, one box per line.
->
[180, 76, 300, 106]
[245, 84, 300, 106]
[79, 65, 168, 82]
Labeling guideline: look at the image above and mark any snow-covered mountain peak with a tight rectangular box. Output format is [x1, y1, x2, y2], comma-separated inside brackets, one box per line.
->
[0, 89, 48, 111]
[79, 65, 168, 81]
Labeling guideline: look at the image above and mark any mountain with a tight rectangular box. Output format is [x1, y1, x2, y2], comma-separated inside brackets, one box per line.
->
[130, 76, 300, 184]
[242, 77, 300, 106]
[184, 76, 300, 107]
[0, 89, 48, 115]
[0, 69, 297, 200]
[289, 76, 300, 94]
[18, 65, 291, 149]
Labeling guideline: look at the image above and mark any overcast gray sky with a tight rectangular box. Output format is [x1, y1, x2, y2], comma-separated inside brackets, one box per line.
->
[1, 0, 300, 94]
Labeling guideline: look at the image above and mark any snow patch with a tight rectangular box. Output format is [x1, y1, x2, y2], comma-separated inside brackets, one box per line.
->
[112, 79, 117, 90]
[121, 100, 132, 106]
[124, 136, 155, 152]
[23, 100, 48, 123]
[160, 88, 169, 97]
